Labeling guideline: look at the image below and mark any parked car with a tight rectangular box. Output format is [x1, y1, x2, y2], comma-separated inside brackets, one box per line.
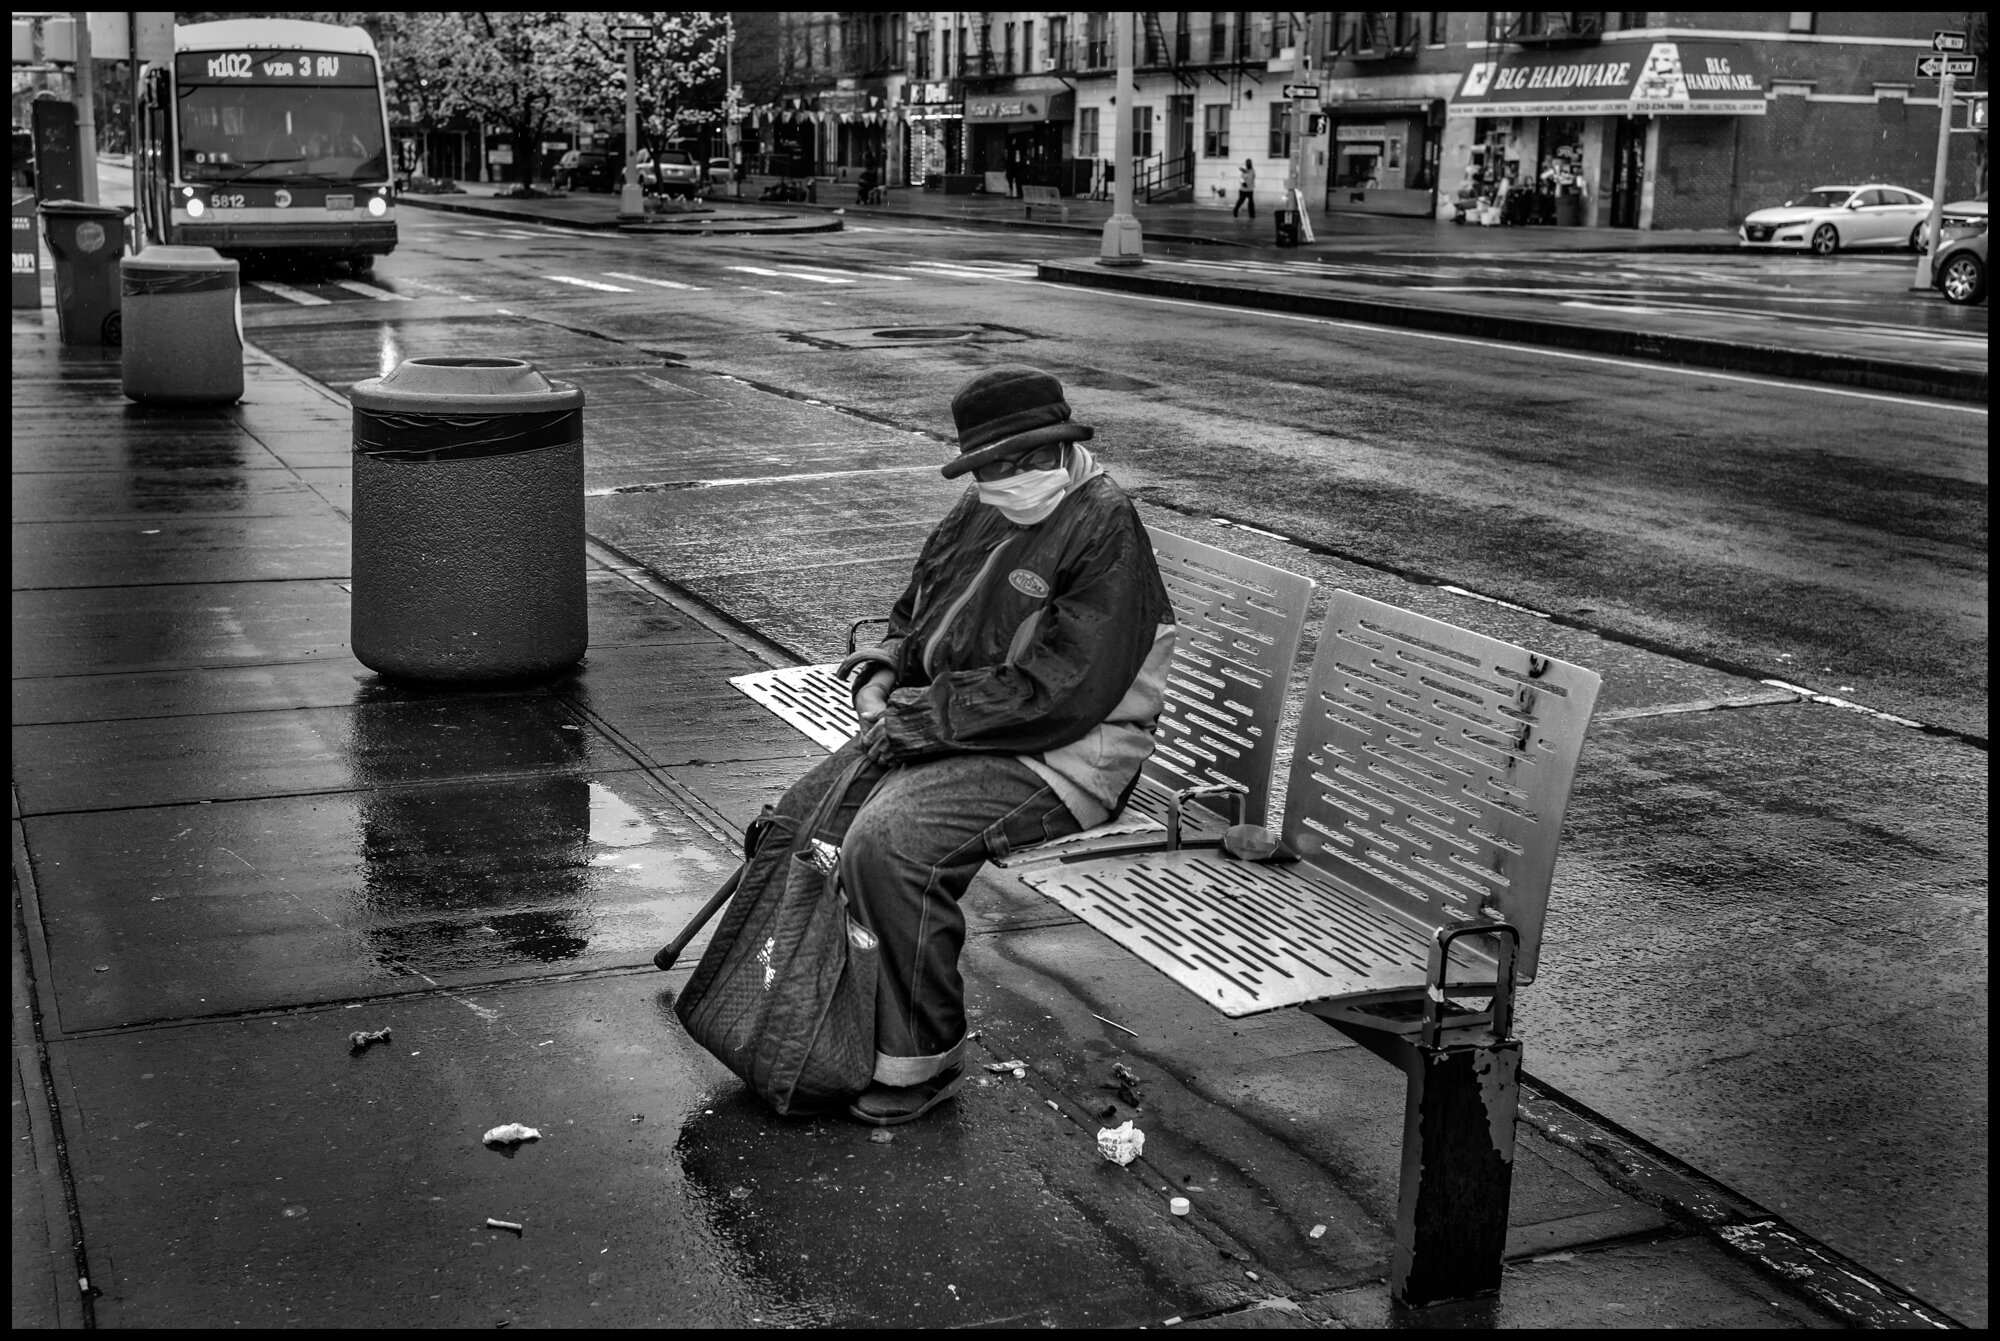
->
[1932, 230, 1987, 305]
[554, 149, 623, 193]
[705, 156, 733, 188]
[1738, 184, 1933, 255]
[1921, 192, 1988, 250]
[648, 148, 702, 195]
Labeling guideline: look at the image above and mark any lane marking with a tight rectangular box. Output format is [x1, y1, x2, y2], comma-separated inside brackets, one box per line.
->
[773, 263, 906, 281]
[252, 281, 330, 306]
[548, 274, 633, 292]
[333, 279, 413, 302]
[1032, 276, 1989, 416]
[601, 271, 705, 291]
[392, 275, 480, 301]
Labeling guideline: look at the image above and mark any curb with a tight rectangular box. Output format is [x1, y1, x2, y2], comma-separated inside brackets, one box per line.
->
[729, 196, 1254, 248]
[1036, 261, 1988, 403]
[1518, 1082, 1967, 1329]
[396, 194, 842, 236]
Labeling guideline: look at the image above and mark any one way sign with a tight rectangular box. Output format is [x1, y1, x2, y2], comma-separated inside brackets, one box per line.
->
[1915, 54, 1977, 79]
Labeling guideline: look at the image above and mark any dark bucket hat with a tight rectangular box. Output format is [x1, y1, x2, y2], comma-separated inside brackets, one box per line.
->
[942, 365, 1095, 479]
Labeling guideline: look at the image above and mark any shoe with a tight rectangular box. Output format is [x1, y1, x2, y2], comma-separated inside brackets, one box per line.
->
[847, 1065, 967, 1127]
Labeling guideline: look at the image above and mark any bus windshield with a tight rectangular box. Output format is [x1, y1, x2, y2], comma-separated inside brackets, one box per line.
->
[177, 83, 388, 185]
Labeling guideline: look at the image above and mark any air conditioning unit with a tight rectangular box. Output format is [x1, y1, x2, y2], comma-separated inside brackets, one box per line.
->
[1041, 56, 1058, 71]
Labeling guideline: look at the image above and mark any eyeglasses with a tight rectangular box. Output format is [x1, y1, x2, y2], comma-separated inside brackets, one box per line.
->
[972, 442, 1066, 482]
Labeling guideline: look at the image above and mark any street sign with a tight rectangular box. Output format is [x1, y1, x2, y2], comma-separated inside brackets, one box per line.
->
[611, 25, 654, 42]
[1931, 30, 1967, 53]
[1281, 84, 1320, 100]
[1915, 54, 1977, 79]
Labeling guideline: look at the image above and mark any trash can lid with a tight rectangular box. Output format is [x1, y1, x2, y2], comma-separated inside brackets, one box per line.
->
[123, 244, 234, 272]
[348, 357, 585, 414]
[36, 199, 133, 217]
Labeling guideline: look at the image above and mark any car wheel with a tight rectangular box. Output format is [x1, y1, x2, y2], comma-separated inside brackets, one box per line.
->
[1909, 223, 1925, 252]
[1810, 224, 1840, 256]
[1939, 253, 1986, 305]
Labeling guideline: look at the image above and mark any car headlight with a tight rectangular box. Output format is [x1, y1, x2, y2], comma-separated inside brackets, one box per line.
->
[367, 195, 388, 217]
[186, 196, 205, 217]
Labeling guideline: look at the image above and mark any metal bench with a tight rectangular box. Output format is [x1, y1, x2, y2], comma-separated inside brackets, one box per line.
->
[1019, 588, 1602, 1307]
[1022, 183, 1071, 222]
[729, 526, 1315, 863]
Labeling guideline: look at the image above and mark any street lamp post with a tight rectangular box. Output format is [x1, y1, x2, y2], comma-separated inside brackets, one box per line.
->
[1098, 10, 1142, 265]
[725, 17, 741, 198]
[614, 24, 654, 221]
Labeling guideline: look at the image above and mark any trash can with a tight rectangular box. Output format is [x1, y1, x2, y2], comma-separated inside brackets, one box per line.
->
[40, 200, 129, 345]
[349, 357, 587, 683]
[121, 246, 243, 404]
[1274, 208, 1300, 248]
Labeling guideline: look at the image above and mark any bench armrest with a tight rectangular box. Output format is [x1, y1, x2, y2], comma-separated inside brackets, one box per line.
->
[1164, 781, 1247, 851]
[846, 615, 893, 655]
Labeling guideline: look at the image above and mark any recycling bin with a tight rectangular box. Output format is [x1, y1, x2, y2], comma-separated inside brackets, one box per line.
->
[40, 199, 129, 344]
[1274, 208, 1300, 248]
[349, 357, 587, 683]
[121, 246, 243, 403]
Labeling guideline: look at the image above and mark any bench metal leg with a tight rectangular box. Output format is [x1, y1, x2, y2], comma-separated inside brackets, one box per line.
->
[1306, 923, 1521, 1309]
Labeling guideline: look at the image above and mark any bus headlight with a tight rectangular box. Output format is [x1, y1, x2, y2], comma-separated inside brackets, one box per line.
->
[186, 196, 205, 217]
[367, 195, 388, 217]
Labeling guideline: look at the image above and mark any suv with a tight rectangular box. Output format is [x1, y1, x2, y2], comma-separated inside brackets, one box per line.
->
[648, 148, 702, 196]
[555, 149, 622, 193]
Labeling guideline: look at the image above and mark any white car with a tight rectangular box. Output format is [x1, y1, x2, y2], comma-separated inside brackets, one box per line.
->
[1739, 184, 1933, 256]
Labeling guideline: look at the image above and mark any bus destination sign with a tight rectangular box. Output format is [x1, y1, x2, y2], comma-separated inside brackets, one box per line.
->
[176, 50, 378, 86]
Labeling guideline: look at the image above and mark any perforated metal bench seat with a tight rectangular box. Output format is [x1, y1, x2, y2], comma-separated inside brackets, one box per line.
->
[1019, 587, 1602, 1016]
[728, 526, 1316, 862]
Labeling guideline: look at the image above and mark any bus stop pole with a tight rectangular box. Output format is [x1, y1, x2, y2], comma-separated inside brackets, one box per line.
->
[1097, 11, 1142, 266]
[129, 12, 141, 224]
[618, 37, 645, 221]
[70, 11, 99, 204]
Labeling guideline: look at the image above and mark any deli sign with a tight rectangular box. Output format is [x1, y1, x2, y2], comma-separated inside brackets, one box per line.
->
[1449, 39, 1766, 117]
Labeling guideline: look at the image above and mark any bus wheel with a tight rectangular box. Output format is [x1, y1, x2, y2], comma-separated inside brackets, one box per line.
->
[102, 311, 122, 346]
[346, 253, 375, 276]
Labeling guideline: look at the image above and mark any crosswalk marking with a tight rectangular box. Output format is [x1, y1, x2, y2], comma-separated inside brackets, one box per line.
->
[774, 263, 904, 281]
[600, 271, 705, 291]
[333, 279, 412, 302]
[727, 265, 851, 285]
[252, 281, 330, 306]
[548, 275, 633, 292]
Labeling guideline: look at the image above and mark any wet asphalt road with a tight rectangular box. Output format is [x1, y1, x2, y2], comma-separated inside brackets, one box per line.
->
[217, 207, 1989, 1323]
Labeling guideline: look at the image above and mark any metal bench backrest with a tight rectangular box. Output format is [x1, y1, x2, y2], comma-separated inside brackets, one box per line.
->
[1142, 529, 1315, 827]
[1279, 590, 1601, 981]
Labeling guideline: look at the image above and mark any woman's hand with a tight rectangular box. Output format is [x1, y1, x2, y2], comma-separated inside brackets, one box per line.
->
[852, 667, 896, 723]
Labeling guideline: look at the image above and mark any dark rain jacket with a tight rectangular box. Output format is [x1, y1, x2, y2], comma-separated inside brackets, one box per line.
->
[841, 471, 1177, 827]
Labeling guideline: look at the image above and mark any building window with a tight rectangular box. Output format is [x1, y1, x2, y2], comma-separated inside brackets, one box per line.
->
[1132, 105, 1154, 158]
[1787, 13, 1814, 34]
[1005, 22, 1016, 72]
[1210, 12, 1227, 61]
[1175, 12, 1191, 64]
[1268, 101, 1291, 158]
[1024, 20, 1035, 69]
[1271, 10, 1293, 53]
[1429, 12, 1447, 45]
[1203, 103, 1230, 156]
[914, 29, 930, 78]
[1079, 106, 1101, 158]
[979, 24, 991, 74]
[940, 26, 950, 77]
[1085, 13, 1106, 67]
[1050, 16, 1067, 67]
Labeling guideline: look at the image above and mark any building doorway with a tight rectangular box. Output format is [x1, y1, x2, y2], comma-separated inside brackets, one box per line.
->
[1609, 115, 1644, 229]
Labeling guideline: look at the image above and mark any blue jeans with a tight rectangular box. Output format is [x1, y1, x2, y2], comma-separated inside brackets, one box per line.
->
[776, 737, 1083, 1085]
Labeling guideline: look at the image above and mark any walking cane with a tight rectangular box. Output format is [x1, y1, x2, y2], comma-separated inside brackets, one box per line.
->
[652, 865, 743, 971]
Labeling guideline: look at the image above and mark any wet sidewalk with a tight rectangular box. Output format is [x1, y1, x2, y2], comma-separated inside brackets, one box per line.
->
[9, 296, 1937, 1327]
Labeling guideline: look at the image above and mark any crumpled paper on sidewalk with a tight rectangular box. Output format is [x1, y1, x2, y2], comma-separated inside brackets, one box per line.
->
[1096, 1120, 1145, 1166]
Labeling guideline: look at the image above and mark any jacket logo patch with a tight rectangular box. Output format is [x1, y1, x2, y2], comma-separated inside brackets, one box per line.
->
[1008, 569, 1051, 599]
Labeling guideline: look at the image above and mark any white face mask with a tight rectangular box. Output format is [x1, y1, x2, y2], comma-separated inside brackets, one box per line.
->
[976, 466, 1070, 525]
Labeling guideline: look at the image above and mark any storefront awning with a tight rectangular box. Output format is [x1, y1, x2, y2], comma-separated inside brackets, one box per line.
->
[965, 91, 1074, 125]
[1447, 39, 1766, 118]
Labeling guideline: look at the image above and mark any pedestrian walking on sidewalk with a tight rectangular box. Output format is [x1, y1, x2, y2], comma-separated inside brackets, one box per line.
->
[776, 367, 1176, 1126]
[1233, 158, 1257, 218]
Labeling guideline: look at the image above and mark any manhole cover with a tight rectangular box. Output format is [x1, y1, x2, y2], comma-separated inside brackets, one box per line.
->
[872, 327, 980, 341]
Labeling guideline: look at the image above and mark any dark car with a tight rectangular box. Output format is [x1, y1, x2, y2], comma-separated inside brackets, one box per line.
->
[554, 149, 623, 193]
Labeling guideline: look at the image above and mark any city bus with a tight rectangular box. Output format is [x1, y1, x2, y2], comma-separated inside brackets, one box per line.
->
[134, 18, 396, 269]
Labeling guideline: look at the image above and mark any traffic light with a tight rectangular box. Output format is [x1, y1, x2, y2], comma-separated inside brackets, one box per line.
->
[1305, 112, 1329, 137]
